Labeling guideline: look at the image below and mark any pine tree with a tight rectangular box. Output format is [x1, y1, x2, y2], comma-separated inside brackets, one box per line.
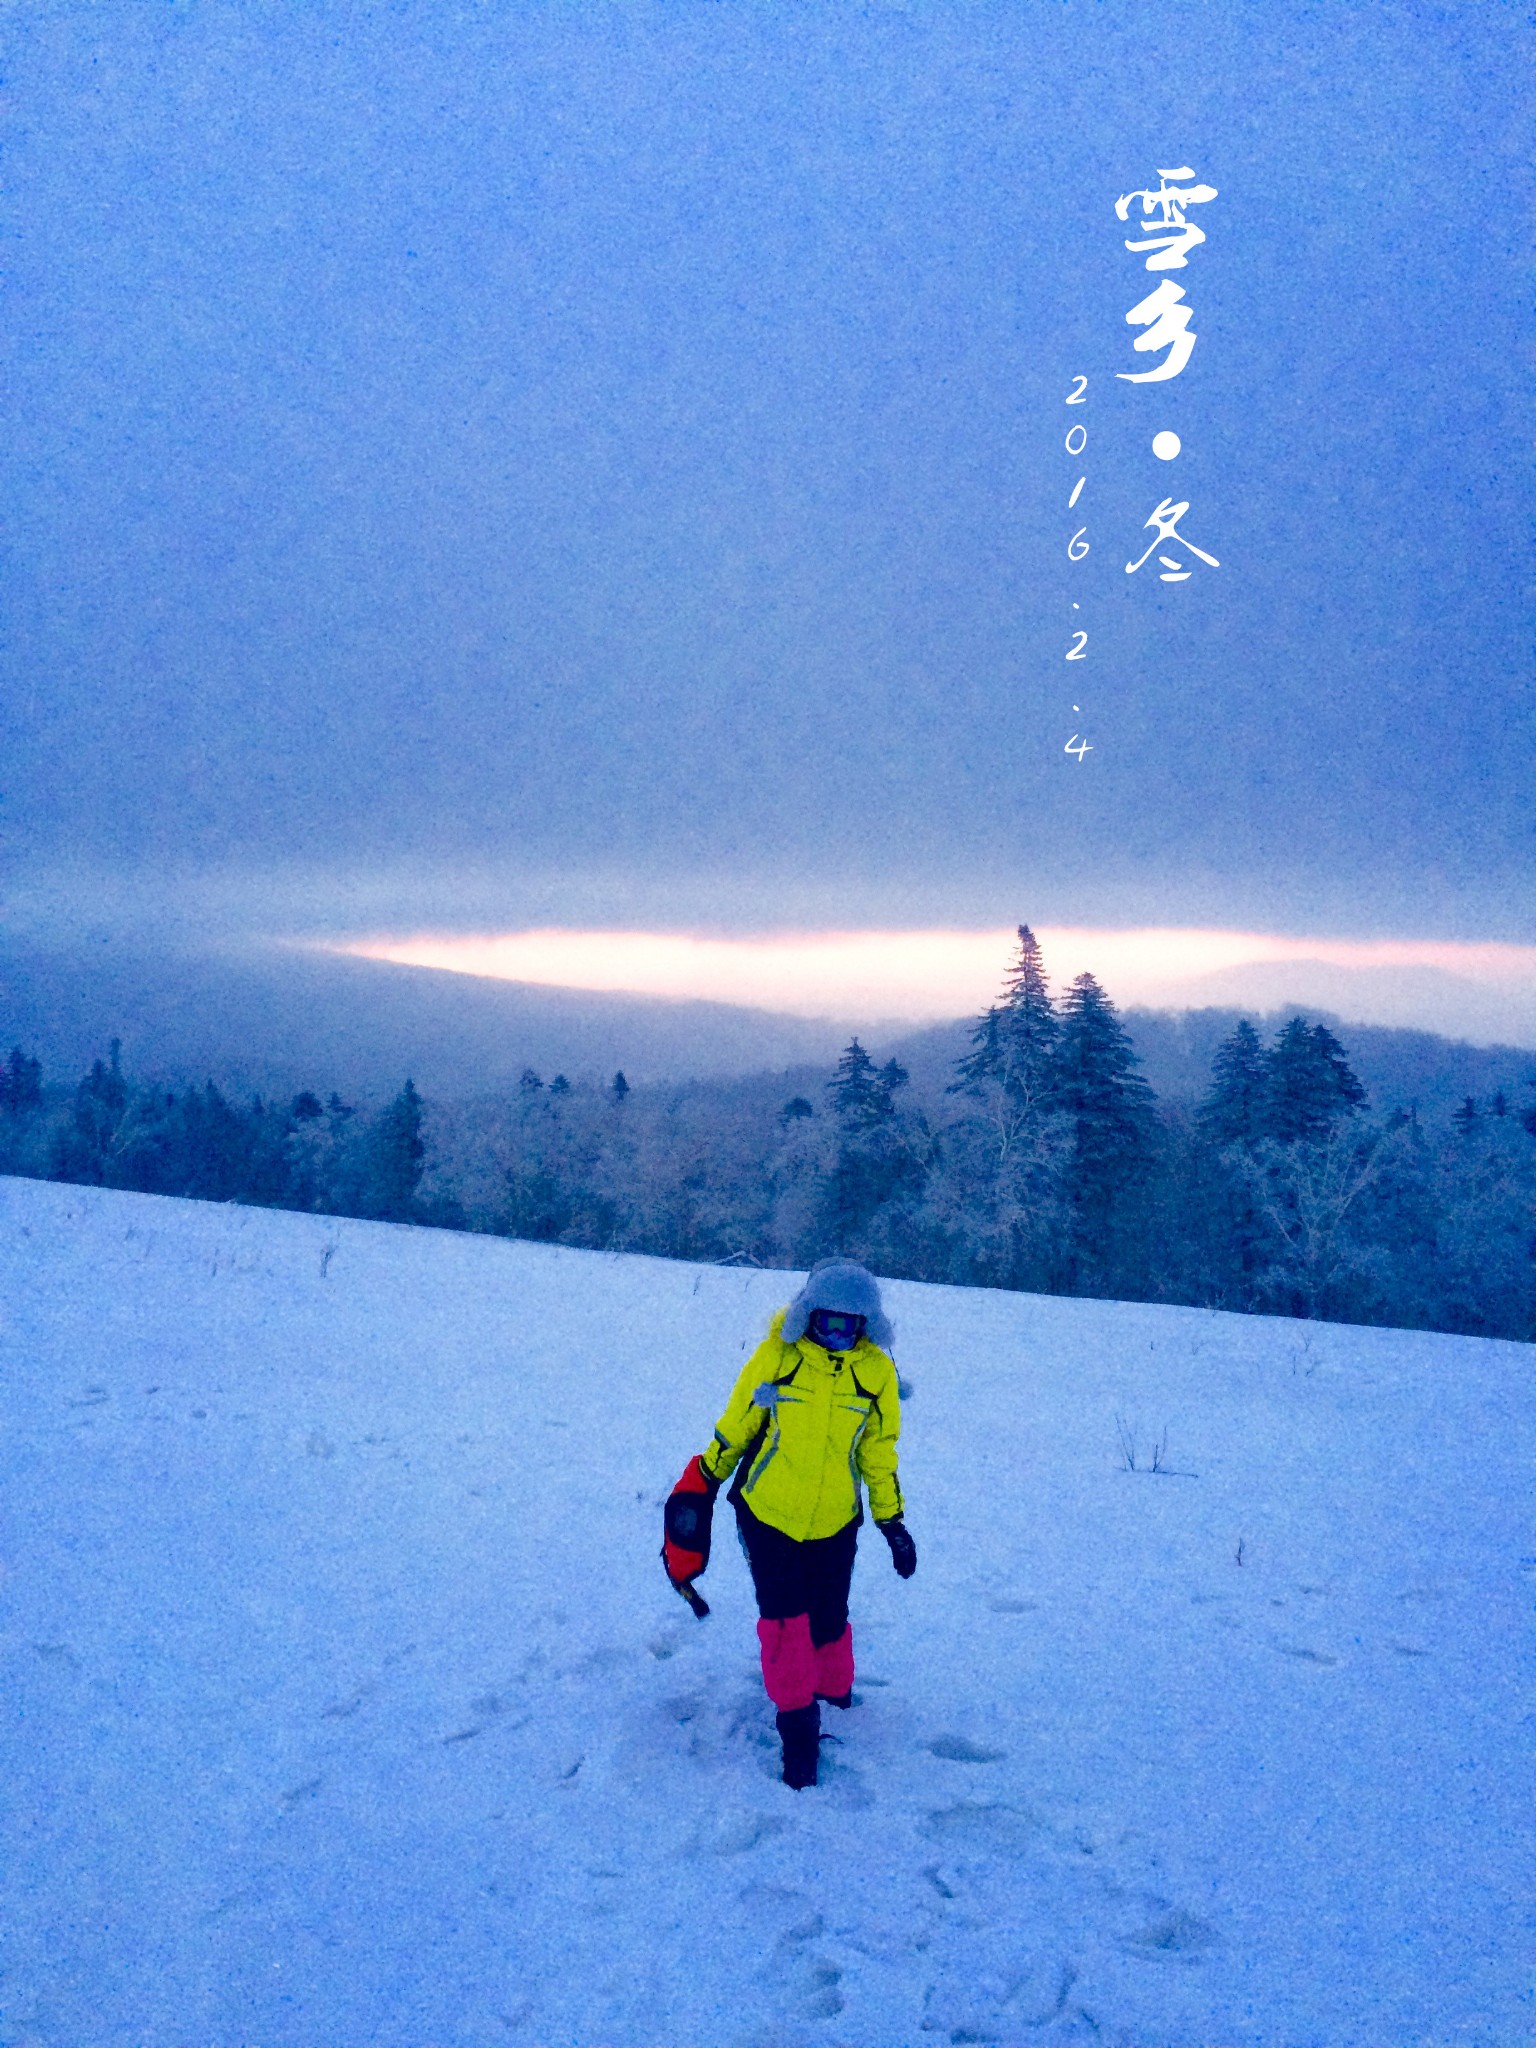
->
[286, 1092, 360, 1214]
[952, 926, 1058, 1112]
[369, 1079, 426, 1221]
[0, 1047, 43, 1114]
[178, 1082, 250, 1201]
[952, 1007, 1004, 1096]
[611, 1071, 630, 1103]
[549, 1074, 571, 1098]
[1052, 973, 1157, 1273]
[997, 924, 1058, 1092]
[1309, 1023, 1366, 1113]
[242, 1096, 296, 1207]
[1232, 1022, 1376, 1321]
[828, 1040, 891, 1128]
[1263, 1019, 1367, 1145]
[1191, 1019, 1274, 1300]
[1453, 1095, 1479, 1132]
[1197, 1020, 1267, 1149]
[819, 1042, 927, 1249]
[54, 1040, 132, 1184]
[938, 928, 1070, 1287]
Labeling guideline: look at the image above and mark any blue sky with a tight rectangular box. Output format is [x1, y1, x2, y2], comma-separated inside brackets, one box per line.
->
[4, 1, 1531, 962]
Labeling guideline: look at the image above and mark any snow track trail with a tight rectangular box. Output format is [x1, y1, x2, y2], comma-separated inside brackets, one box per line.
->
[2, 1177, 1532, 2047]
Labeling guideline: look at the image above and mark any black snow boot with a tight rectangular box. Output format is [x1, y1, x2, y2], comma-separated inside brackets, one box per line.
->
[777, 1702, 820, 1789]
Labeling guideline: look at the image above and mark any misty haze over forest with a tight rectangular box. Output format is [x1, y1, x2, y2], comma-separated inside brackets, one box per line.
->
[6, 931, 1532, 1346]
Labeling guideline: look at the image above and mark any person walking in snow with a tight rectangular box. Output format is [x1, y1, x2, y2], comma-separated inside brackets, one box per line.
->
[662, 1259, 916, 1790]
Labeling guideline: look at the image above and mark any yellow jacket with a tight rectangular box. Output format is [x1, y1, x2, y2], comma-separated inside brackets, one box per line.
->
[701, 1309, 904, 1541]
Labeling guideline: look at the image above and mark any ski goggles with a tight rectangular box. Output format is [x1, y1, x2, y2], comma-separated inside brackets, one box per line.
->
[807, 1307, 867, 1352]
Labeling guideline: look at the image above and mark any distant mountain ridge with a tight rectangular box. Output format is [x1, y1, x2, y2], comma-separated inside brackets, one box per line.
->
[0, 943, 850, 1100]
[3, 940, 1532, 1121]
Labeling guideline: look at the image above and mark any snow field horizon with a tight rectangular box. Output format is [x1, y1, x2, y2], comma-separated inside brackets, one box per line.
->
[2, 1176, 1531, 2047]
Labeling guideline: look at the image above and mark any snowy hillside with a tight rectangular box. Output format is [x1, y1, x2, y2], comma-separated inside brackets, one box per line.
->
[2, 1177, 1532, 2048]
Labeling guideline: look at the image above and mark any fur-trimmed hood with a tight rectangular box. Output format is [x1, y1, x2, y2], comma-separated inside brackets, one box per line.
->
[780, 1258, 893, 1352]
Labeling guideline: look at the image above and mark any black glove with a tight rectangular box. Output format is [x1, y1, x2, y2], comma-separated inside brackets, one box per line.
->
[877, 1517, 917, 1579]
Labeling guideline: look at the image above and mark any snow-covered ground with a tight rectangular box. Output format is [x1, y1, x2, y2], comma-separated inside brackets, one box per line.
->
[2, 1177, 1532, 2048]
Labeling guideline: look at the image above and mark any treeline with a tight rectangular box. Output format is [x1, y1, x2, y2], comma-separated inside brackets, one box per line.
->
[4, 926, 1534, 1340]
[0, 1043, 430, 1226]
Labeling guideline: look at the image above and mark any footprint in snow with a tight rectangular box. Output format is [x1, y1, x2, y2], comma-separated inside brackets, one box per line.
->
[470, 1691, 516, 1717]
[694, 1811, 790, 1856]
[787, 1954, 843, 2020]
[739, 1883, 822, 1945]
[740, 1897, 845, 2023]
[926, 1734, 1007, 1764]
[812, 1740, 874, 1807]
[726, 1688, 779, 1739]
[320, 1688, 374, 1720]
[923, 1802, 1042, 1857]
[1119, 1906, 1217, 1960]
[922, 1953, 1077, 2036]
[1273, 1642, 1341, 1666]
[988, 1596, 1037, 1614]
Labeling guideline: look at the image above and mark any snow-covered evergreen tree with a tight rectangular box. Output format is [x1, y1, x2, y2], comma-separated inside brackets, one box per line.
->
[0, 1047, 43, 1115]
[1054, 976, 1156, 1178]
[819, 1041, 927, 1254]
[1263, 1019, 1367, 1144]
[1052, 973, 1158, 1288]
[176, 1083, 253, 1203]
[953, 925, 1058, 1116]
[52, 1039, 134, 1186]
[827, 1040, 893, 1128]
[366, 1080, 426, 1222]
[1197, 1019, 1267, 1150]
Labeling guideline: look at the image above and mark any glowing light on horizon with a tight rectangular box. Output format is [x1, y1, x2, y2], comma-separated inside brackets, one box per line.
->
[320, 926, 1536, 1025]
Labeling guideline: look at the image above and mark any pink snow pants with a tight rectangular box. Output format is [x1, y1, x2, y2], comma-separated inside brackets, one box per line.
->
[737, 1500, 860, 1709]
[757, 1618, 855, 1711]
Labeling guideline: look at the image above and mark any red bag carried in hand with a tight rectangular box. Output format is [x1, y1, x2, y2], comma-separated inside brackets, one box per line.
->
[662, 1455, 719, 1617]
